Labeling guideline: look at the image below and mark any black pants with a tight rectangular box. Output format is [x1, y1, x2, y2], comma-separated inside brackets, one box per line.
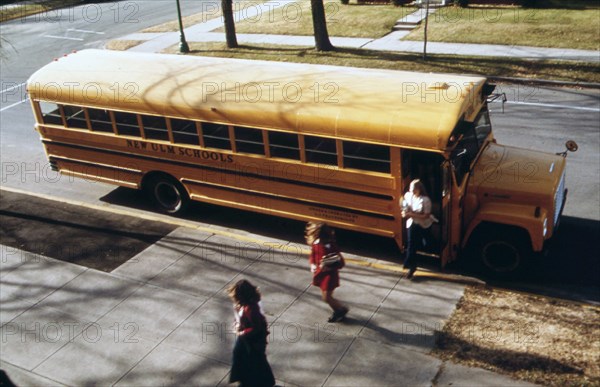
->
[404, 224, 427, 271]
[230, 336, 275, 387]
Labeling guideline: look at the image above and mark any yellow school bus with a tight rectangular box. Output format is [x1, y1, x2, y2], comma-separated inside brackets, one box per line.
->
[27, 49, 573, 276]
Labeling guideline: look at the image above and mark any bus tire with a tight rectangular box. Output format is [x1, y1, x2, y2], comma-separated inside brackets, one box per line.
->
[144, 174, 189, 214]
[472, 225, 530, 279]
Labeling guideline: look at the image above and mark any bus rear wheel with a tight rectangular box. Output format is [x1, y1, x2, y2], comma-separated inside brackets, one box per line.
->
[145, 175, 189, 214]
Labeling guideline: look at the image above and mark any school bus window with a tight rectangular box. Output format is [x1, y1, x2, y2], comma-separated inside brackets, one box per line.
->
[203, 122, 231, 150]
[234, 126, 265, 155]
[451, 122, 480, 184]
[39, 102, 63, 125]
[343, 141, 390, 174]
[87, 108, 114, 133]
[142, 115, 169, 141]
[474, 108, 492, 145]
[114, 111, 140, 137]
[269, 131, 300, 160]
[305, 135, 337, 165]
[171, 118, 200, 145]
[63, 105, 88, 130]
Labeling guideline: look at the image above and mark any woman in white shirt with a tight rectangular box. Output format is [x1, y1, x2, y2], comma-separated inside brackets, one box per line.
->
[401, 179, 433, 279]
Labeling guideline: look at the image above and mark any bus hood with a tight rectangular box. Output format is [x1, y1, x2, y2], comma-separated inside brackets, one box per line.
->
[470, 142, 566, 206]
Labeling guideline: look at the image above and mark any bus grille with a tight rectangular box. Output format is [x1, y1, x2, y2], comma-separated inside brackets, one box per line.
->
[554, 172, 566, 226]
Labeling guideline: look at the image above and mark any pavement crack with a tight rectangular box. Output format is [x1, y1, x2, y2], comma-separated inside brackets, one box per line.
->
[431, 360, 446, 387]
[359, 39, 376, 49]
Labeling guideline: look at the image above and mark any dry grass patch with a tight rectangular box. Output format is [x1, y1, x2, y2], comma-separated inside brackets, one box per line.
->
[142, 6, 221, 33]
[165, 42, 600, 83]
[143, 0, 268, 33]
[215, 0, 416, 38]
[434, 286, 600, 386]
[105, 40, 144, 51]
[405, 5, 600, 50]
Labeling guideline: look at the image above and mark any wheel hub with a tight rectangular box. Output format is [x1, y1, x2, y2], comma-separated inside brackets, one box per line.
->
[482, 241, 520, 273]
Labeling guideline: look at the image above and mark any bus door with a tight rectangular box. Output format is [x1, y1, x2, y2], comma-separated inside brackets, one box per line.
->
[447, 118, 484, 264]
[401, 149, 445, 259]
[440, 160, 453, 266]
[447, 145, 473, 265]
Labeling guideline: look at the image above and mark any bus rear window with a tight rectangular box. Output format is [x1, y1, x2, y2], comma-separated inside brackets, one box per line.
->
[343, 141, 390, 174]
[63, 105, 88, 129]
[40, 102, 63, 125]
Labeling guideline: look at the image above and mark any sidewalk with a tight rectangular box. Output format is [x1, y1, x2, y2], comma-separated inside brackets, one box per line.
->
[115, 3, 599, 63]
[0, 225, 536, 386]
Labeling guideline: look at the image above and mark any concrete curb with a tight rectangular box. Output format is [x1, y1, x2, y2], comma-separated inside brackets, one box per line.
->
[488, 75, 600, 89]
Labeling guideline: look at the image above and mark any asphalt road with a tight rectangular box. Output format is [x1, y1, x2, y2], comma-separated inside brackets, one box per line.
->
[1, 1, 599, 302]
[1, 0, 211, 79]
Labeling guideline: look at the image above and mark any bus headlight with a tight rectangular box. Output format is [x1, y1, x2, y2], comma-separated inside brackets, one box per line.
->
[543, 217, 548, 238]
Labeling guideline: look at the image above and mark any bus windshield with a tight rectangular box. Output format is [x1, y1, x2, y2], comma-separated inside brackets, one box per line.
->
[450, 108, 492, 183]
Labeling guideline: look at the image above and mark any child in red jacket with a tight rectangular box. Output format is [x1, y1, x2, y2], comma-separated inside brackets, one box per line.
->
[305, 222, 349, 323]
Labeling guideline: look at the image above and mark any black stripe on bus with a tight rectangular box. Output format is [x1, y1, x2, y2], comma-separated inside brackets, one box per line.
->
[43, 140, 395, 201]
[51, 152, 394, 221]
[183, 178, 396, 221]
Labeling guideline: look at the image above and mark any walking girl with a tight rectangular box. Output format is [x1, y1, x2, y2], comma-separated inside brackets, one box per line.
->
[228, 279, 275, 387]
[305, 222, 349, 323]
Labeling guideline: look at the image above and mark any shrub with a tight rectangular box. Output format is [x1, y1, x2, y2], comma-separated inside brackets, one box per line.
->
[522, 0, 539, 7]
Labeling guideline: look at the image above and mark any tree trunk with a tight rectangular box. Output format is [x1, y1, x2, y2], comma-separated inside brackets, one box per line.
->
[310, 0, 334, 52]
[222, 0, 238, 48]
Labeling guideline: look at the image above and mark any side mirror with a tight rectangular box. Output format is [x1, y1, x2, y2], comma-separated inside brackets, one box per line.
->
[556, 140, 578, 157]
[566, 140, 578, 152]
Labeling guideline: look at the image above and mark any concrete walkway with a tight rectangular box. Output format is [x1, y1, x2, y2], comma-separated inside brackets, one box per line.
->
[116, 4, 600, 62]
[0, 225, 536, 386]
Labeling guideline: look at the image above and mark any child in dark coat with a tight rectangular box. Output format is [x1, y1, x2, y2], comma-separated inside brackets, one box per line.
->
[228, 280, 275, 387]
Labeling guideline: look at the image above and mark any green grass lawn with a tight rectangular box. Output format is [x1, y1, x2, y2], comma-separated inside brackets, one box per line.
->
[163, 42, 600, 83]
[404, 4, 600, 50]
[215, 1, 417, 38]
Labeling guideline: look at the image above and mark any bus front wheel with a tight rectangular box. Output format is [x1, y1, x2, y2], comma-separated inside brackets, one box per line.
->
[471, 226, 530, 279]
[145, 175, 189, 214]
